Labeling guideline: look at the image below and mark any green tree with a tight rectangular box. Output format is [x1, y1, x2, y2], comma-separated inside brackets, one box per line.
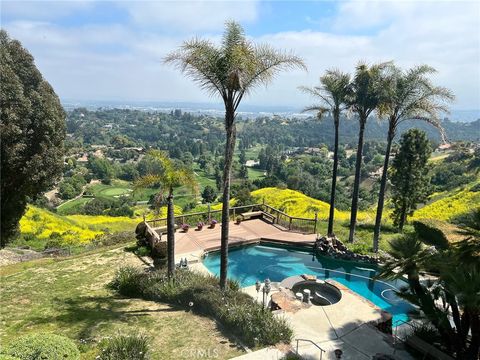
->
[58, 182, 77, 200]
[347, 62, 389, 242]
[0, 30, 65, 246]
[135, 150, 197, 278]
[87, 157, 115, 183]
[372, 64, 453, 251]
[379, 231, 479, 359]
[239, 164, 249, 179]
[202, 185, 217, 203]
[390, 129, 432, 230]
[165, 21, 305, 288]
[299, 69, 351, 236]
[239, 149, 246, 165]
[234, 187, 254, 207]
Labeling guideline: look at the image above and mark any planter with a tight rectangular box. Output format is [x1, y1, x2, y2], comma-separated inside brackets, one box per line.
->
[197, 226, 203, 231]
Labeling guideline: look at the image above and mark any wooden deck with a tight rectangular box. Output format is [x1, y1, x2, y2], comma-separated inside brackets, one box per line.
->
[173, 219, 317, 257]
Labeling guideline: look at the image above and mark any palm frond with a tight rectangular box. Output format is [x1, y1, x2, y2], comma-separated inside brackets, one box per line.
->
[164, 38, 226, 99]
[239, 43, 306, 102]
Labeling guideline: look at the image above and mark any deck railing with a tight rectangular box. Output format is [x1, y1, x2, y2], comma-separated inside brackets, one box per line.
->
[144, 202, 319, 234]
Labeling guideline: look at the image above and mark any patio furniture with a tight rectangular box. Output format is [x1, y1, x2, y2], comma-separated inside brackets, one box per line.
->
[241, 210, 275, 223]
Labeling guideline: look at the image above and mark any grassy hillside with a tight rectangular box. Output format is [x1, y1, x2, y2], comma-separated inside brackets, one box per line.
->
[0, 245, 243, 360]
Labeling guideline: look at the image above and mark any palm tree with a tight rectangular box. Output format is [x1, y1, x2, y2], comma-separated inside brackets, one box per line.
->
[299, 69, 351, 236]
[347, 62, 389, 243]
[165, 21, 305, 289]
[135, 150, 197, 278]
[372, 64, 453, 252]
[380, 232, 480, 358]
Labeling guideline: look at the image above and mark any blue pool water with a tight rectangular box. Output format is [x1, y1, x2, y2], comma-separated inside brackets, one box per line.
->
[203, 243, 414, 324]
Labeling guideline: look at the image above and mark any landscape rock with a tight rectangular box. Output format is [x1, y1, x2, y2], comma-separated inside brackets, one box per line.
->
[314, 235, 379, 264]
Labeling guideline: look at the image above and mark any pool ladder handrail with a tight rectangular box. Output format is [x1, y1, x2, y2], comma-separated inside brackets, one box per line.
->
[295, 338, 326, 360]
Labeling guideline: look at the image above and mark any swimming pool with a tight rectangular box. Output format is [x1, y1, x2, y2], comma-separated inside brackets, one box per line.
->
[203, 243, 414, 324]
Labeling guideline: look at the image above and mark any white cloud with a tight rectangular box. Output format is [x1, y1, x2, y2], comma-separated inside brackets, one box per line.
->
[120, 0, 258, 32]
[1, 1, 93, 21]
[2, 0, 479, 109]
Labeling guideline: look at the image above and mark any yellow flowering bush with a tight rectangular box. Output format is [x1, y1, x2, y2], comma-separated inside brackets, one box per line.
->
[250, 187, 373, 221]
[411, 184, 480, 221]
[20, 206, 101, 245]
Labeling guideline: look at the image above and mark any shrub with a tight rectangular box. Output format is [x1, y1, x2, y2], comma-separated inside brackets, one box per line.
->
[1, 333, 80, 360]
[92, 231, 135, 247]
[0, 355, 21, 360]
[410, 323, 442, 346]
[135, 246, 150, 257]
[108, 266, 145, 297]
[110, 267, 292, 347]
[413, 219, 457, 249]
[98, 333, 149, 360]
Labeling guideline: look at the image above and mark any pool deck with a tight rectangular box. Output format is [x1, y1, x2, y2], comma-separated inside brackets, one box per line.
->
[173, 218, 316, 262]
[171, 219, 413, 359]
[241, 282, 413, 360]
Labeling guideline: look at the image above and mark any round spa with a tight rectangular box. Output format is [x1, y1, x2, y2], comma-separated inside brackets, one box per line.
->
[288, 278, 342, 306]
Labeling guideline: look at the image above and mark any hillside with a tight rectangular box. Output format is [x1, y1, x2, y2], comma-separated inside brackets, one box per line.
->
[250, 187, 374, 222]
[0, 245, 242, 359]
[412, 181, 480, 221]
[18, 206, 138, 250]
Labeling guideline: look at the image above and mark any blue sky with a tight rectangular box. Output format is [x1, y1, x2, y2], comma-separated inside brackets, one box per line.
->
[2, 0, 479, 109]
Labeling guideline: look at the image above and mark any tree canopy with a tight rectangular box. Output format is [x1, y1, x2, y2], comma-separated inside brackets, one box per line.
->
[0, 30, 65, 246]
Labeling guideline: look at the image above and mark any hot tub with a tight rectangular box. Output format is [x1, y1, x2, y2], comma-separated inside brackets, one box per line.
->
[279, 275, 342, 306]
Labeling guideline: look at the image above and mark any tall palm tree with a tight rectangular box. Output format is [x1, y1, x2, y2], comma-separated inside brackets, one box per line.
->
[299, 69, 351, 236]
[372, 65, 453, 252]
[347, 62, 389, 243]
[165, 21, 305, 289]
[135, 150, 197, 278]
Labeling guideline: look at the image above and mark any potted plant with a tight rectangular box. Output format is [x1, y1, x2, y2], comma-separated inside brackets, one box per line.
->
[236, 215, 242, 225]
[181, 223, 190, 233]
[209, 219, 217, 229]
[197, 222, 204, 231]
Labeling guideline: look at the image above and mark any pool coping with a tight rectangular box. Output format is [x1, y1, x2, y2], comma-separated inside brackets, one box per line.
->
[199, 237, 314, 255]
[199, 242, 398, 331]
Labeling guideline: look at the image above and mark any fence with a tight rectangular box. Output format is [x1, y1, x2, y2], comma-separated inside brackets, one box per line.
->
[145, 202, 319, 234]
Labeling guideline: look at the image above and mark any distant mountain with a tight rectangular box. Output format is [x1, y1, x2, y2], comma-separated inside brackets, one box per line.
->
[446, 110, 480, 123]
[61, 99, 479, 123]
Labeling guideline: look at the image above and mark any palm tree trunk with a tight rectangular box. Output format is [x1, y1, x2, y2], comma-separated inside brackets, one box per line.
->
[466, 312, 480, 360]
[348, 118, 366, 242]
[398, 199, 407, 231]
[327, 115, 339, 236]
[167, 190, 175, 278]
[219, 108, 236, 289]
[373, 128, 393, 252]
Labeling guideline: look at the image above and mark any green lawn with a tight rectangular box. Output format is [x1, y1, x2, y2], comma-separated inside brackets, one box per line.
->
[247, 167, 266, 181]
[0, 245, 244, 360]
[57, 197, 92, 215]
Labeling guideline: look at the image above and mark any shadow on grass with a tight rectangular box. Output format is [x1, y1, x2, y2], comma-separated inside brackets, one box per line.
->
[27, 294, 178, 340]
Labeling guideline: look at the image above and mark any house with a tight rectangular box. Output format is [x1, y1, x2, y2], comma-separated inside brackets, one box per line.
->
[76, 153, 89, 163]
[369, 166, 384, 179]
[245, 160, 259, 167]
[437, 143, 452, 152]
